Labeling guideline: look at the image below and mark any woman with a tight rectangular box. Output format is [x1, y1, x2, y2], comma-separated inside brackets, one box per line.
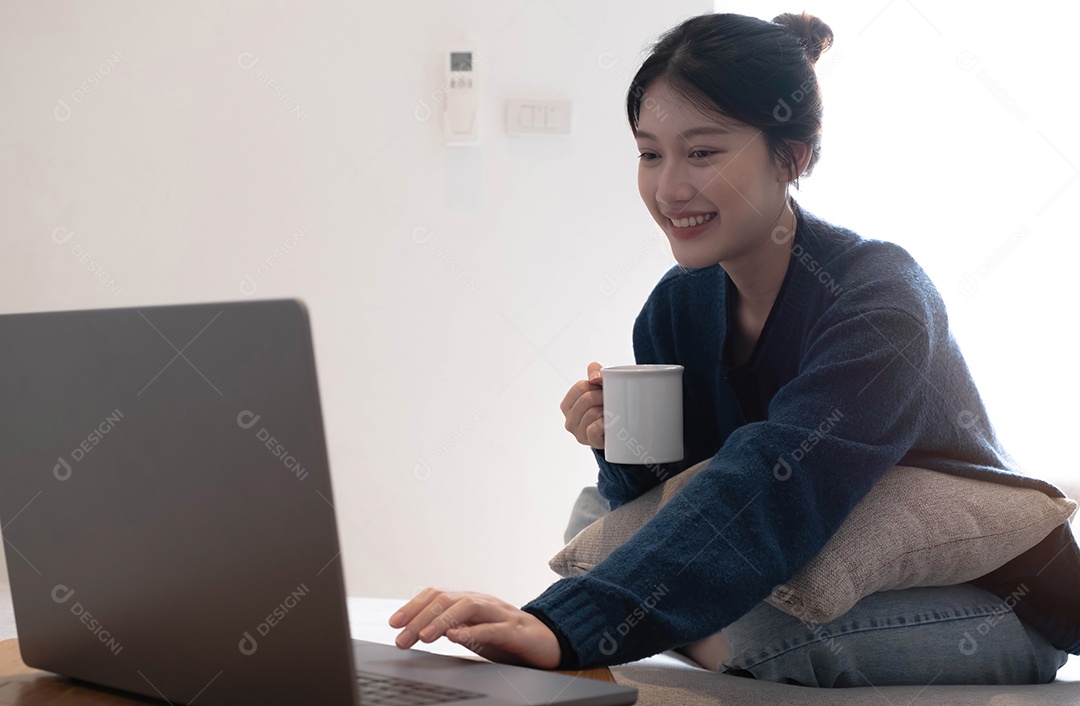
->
[389, 12, 1079, 686]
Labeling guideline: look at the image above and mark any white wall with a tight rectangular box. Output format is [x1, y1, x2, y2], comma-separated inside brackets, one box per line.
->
[0, 1, 711, 602]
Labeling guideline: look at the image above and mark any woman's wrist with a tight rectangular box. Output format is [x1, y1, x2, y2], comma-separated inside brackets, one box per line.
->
[521, 605, 578, 670]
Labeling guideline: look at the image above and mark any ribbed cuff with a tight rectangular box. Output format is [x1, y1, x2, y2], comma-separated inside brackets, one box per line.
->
[520, 605, 578, 670]
[521, 577, 616, 669]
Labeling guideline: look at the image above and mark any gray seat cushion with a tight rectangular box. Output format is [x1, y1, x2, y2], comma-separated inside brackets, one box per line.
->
[563, 485, 611, 544]
[610, 657, 1080, 705]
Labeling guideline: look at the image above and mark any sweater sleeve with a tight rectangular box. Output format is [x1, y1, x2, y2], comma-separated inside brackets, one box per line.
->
[522, 304, 935, 668]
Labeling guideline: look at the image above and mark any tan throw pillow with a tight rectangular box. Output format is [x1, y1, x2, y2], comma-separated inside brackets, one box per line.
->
[551, 461, 1077, 625]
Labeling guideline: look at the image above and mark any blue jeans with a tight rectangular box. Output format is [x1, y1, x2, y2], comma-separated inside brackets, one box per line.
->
[719, 583, 1070, 687]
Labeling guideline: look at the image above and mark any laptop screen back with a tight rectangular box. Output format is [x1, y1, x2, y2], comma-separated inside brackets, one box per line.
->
[0, 300, 358, 705]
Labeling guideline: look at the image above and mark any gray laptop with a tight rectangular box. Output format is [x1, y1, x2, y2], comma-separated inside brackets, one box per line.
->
[0, 299, 637, 706]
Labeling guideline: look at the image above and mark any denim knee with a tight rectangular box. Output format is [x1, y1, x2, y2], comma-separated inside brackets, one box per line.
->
[720, 583, 1070, 688]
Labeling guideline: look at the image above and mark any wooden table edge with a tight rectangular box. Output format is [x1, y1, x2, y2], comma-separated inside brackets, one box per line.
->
[551, 666, 617, 683]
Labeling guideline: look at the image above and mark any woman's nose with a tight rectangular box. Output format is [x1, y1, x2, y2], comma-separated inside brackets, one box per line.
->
[656, 161, 699, 207]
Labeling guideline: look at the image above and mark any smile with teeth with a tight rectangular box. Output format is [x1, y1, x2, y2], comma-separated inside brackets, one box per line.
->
[670, 213, 716, 228]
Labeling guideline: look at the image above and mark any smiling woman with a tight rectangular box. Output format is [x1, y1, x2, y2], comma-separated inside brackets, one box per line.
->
[391, 11, 1080, 688]
[626, 11, 832, 356]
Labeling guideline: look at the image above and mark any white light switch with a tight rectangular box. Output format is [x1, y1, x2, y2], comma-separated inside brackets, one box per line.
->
[505, 99, 571, 135]
[544, 105, 561, 129]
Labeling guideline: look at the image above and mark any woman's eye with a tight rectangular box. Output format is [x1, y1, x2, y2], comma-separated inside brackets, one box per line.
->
[690, 150, 715, 159]
[637, 152, 659, 161]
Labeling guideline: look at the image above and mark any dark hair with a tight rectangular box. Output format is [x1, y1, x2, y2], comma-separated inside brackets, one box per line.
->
[627, 12, 834, 185]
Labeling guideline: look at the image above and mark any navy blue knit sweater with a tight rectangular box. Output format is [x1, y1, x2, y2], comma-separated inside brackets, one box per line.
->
[521, 200, 1080, 669]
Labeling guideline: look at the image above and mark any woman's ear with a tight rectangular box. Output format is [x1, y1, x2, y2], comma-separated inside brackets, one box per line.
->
[779, 141, 812, 183]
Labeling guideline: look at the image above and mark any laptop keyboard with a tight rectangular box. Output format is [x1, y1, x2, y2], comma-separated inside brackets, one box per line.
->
[355, 670, 485, 705]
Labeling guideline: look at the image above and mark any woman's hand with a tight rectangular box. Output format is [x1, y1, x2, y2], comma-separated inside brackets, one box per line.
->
[562, 361, 606, 450]
[389, 588, 561, 669]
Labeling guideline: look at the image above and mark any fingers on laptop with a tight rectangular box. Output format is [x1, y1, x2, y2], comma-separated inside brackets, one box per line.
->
[391, 589, 519, 651]
[389, 588, 562, 669]
[392, 588, 492, 648]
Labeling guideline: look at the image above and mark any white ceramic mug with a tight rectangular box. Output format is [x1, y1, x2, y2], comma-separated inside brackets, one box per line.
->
[601, 364, 684, 465]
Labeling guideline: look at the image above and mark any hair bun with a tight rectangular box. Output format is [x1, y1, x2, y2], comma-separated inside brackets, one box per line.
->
[772, 12, 834, 65]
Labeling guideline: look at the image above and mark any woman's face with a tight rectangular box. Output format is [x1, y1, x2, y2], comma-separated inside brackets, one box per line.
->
[635, 79, 791, 270]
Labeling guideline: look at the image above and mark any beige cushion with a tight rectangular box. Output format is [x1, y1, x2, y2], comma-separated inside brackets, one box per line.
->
[551, 460, 1077, 624]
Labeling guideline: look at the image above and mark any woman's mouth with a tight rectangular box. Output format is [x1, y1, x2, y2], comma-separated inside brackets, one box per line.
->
[668, 212, 716, 240]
